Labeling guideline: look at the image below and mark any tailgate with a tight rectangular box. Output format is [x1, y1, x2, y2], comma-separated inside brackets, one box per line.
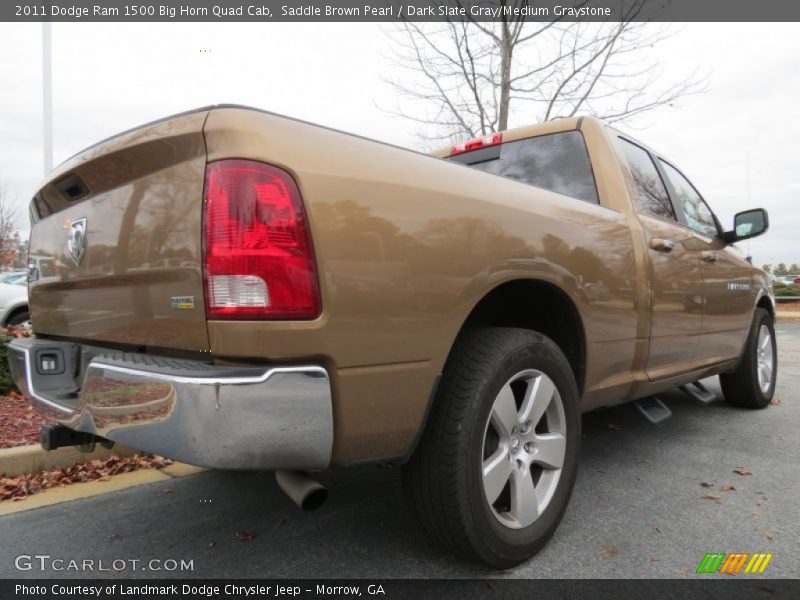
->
[28, 109, 210, 351]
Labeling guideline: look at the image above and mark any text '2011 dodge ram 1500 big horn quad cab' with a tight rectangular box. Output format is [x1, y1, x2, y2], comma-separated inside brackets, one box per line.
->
[7, 106, 775, 567]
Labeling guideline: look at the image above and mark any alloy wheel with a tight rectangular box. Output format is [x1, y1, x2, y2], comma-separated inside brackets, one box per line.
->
[481, 369, 567, 529]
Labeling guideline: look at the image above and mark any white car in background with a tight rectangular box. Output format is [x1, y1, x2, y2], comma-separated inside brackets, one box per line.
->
[0, 271, 26, 285]
[0, 276, 29, 327]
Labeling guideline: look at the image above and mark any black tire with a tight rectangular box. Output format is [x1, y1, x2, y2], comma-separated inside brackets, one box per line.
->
[720, 308, 777, 409]
[6, 310, 30, 328]
[402, 327, 580, 567]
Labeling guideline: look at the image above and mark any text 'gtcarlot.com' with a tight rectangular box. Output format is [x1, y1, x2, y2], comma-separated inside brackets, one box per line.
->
[13, 554, 194, 572]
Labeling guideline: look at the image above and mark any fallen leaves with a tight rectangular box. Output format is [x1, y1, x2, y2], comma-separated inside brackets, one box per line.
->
[0, 454, 172, 502]
[733, 466, 752, 476]
[699, 481, 735, 497]
[234, 531, 256, 542]
[756, 527, 774, 541]
[598, 547, 620, 559]
[769, 398, 781, 406]
[0, 390, 52, 449]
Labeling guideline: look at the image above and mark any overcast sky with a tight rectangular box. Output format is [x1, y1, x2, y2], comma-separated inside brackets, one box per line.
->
[0, 22, 798, 267]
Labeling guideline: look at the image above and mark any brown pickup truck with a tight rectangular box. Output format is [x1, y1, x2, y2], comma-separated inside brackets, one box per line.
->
[7, 106, 776, 566]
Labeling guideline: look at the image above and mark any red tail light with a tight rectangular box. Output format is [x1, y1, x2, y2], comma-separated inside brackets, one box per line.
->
[202, 159, 321, 320]
[451, 132, 502, 155]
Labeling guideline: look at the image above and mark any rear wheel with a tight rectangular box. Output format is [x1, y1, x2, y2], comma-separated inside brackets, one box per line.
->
[402, 327, 580, 567]
[7, 310, 31, 329]
[720, 308, 777, 409]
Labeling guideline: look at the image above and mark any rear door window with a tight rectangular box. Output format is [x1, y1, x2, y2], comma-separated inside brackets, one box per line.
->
[450, 131, 599, 205]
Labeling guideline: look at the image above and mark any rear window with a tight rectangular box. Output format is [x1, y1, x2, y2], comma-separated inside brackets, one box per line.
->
[448, 131, 599, 205]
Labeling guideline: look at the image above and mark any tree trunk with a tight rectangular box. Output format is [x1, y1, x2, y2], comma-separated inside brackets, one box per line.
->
[498, 20, 513, 132]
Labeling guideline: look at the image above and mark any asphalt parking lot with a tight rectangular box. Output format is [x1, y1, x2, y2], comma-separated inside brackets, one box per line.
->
[1, 324, 797, 580]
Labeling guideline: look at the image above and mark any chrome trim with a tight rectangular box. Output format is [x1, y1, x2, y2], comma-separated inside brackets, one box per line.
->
[14, 345, 74, 414]
[89, 360, 328, 387]
[7, 340, 334, 470]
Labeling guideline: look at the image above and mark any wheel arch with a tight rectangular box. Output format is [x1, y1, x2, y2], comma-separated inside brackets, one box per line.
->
[3, 303, 29, 326]
[403, 277, 587, 464]
[756, 294, 775, 320]
[451, 278, 587, 397]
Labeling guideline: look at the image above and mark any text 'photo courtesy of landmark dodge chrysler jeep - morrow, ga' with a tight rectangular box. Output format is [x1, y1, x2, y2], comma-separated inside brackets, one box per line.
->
[7, 106, 776, 567]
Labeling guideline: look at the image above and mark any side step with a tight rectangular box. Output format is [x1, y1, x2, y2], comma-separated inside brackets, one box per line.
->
[679, 381, 717, 405]
[634, 396, 672, 424]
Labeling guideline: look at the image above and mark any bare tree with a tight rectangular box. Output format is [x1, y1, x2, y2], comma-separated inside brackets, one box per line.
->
[0, 181, 20, 270]
[385, 0, 706, 146]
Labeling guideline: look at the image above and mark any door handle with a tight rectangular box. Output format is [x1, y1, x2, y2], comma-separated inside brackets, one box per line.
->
[702, 251, 719, 263]
[649, 238, 676, 253]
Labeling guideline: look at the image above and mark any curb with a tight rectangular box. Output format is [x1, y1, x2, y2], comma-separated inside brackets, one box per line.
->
[0, 443, 139, 477]
[776, 311, 800, 321]
[0, 462, 205, 516]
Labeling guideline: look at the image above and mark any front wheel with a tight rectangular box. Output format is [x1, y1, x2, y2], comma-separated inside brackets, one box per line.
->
[402, 327, 580, 567]
[720, 308, 777, 409]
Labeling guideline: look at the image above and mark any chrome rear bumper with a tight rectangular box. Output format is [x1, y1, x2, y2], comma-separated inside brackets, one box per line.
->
[6, 338, 333, 470]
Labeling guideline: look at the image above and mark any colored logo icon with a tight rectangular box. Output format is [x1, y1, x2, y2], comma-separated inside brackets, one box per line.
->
[696, 552, 773, 574]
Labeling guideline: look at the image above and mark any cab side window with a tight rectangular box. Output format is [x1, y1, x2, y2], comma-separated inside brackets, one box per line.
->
[618, 139, 675, 220]
[659, 161, 718, 238]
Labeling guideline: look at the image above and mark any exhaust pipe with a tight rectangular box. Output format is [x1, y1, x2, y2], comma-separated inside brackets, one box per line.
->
[275, 470, 327, 511]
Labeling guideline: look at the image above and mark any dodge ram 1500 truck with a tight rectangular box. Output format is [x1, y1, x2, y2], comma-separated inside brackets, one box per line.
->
[7, 106, 776, 566]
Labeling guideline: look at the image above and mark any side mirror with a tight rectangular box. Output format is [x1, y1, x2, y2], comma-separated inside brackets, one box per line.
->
[723, 208, 769, 243]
